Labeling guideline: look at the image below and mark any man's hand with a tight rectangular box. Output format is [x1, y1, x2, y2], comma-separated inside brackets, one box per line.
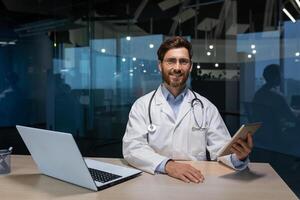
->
[230, 133, 253, 161]
[165, 160, 204, 183]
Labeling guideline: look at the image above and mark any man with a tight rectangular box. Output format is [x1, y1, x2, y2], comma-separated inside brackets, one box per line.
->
[253, 64, 300, 125]
[252, 64, 300, 152]
[123, 36, 253, 183]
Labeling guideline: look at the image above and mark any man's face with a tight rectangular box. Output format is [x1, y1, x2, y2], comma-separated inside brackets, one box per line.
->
[159, 48, 192, 88]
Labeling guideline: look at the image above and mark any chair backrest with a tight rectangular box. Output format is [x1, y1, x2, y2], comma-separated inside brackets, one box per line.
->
[291, 95, 300, 109]
[243, 101, 282, 136]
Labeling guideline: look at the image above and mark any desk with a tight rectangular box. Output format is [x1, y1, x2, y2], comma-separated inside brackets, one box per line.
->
[0, 155, 298, 200]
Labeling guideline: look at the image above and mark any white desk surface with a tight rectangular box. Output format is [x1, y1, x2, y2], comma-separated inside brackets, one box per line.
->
[0, 155, 298, 200]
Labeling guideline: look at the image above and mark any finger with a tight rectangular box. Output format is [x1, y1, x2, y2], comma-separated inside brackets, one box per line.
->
[230, 147, 241, 155]
[189, 167, 205, 182]
[247, 133, 253, 148]
[188, 169, 204, 183]
[181, 164, 204, 183]
[232, 143, 244, 153]
[184, 172, 201, 183]
[231, 145, 247, 158]
[187, 165, 202, 176]
[193, 171, 205, 182]
[237, 140, 251, 154]
[179, 174, 191, 183]
[230, 147, 247, 160]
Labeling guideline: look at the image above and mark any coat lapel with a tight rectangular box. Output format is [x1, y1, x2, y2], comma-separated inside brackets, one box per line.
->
[175, 90, 193, 128]
[154, 85, 176, 123]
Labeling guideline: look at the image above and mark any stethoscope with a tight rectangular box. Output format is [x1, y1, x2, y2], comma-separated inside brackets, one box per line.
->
[147, 87, 206, 133]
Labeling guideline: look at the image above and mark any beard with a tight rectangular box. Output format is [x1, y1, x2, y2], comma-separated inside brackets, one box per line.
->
[161, 67, 190, 88]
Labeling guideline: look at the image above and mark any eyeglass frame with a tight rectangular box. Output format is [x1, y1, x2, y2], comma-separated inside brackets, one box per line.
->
[161, 57, 192, 67]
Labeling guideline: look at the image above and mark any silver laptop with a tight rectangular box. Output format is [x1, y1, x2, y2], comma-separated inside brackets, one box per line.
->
[16, 125, 141, 191]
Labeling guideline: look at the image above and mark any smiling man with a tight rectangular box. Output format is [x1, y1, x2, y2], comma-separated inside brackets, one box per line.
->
[123, 36, 253, 183]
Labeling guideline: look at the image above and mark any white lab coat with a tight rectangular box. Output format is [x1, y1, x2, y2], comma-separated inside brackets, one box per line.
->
[123, 85, 239, 174]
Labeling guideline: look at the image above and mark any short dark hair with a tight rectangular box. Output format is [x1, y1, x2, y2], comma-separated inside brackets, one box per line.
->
[157, 36, 192, 61]
[263, 64, 280, 81]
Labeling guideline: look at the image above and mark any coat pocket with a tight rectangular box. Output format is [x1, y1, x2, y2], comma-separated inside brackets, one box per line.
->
[189, 127, 208, 158]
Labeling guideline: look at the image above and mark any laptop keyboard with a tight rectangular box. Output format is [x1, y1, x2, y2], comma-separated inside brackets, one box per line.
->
[88, 168, 121, 183]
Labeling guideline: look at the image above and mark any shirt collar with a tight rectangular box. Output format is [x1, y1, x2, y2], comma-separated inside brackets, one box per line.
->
[160, 83, 188, 101]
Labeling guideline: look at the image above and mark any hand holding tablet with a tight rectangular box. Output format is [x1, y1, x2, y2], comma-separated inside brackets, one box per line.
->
[217, 122, 262, 157]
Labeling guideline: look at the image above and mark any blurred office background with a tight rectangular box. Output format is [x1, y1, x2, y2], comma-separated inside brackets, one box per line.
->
[0, 0, 300, 196]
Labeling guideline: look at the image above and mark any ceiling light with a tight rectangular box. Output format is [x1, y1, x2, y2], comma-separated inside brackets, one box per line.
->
[206, 52, 211, 56]
[209, 45, 214, 49]
[158, 0, 181, 11]
[143, 69, 147, 73]
[282, 8, 296, 23]
[126, 36, 131, 41]
[252, 49, 257, 54]
[215, 63, 219, 67]
[60, 69, 69, 72]
[197, 18, 219, 31]
[172, 8, 196, 23]
[248, 54, 252, 58]
[129, 73, 133, 76]
[132, 57, 137, 61]
[226, 23, 249, 35]
[251, 44, 256, 49]
[295, 52, 300, 57]
[8, 41, 16, 45]
[122, 58, 126, 62]
[197, 64, 201, 69]
[149, 43, 154, 48]
[0, 40, 17, 45]
[295, 0, 300, 9]
[101, 48, 106, 53]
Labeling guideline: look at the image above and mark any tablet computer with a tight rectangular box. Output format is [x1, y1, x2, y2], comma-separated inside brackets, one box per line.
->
[217, 122, 262, 157]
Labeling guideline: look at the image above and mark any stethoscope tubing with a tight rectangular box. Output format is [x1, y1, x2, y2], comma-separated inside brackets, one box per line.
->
[147, 87, 205, 133]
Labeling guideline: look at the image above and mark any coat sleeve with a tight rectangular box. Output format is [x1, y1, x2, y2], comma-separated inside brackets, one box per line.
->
[206, 104, 249, 170]
[122, 99, 167, 174]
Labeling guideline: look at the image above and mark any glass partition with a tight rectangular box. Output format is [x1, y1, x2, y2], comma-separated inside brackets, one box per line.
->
[1, 2, 300, 193]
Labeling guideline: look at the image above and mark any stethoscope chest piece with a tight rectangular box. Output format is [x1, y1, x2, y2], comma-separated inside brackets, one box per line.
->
[147, 124, 157, 133]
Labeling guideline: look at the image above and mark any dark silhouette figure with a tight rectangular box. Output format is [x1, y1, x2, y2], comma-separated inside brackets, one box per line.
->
[0, 72, 25, 126]
[53, 74, 83, 136]
[252, 64, 300, 156]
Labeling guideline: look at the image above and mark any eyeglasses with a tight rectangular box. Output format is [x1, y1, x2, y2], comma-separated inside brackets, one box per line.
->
[163, 58, 191, 67]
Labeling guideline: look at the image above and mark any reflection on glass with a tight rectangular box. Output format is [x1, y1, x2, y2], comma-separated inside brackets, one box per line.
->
[51, 35, 164, 140]
[252, 64, 300, 156]
[238, 26, 300, 157]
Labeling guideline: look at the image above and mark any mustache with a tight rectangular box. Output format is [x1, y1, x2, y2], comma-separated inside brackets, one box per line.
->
[169, 69, 183, 76]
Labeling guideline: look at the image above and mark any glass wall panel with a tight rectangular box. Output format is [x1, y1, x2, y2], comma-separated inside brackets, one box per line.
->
[1, 0, 300, 196]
